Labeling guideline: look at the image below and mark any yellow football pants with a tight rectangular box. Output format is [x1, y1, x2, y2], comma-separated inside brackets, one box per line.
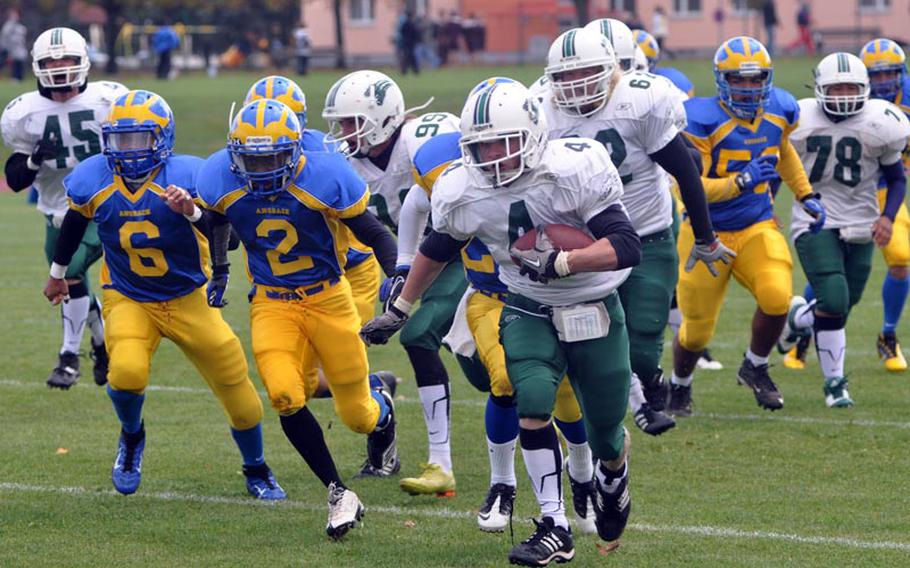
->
[466, 291, 582, 422]
[250, 277, 379, 433]
[676, 219, 793, 352]
[102, 287, 262, 431]
[878, 191, 910, 267]
[300, 255, 381, 396]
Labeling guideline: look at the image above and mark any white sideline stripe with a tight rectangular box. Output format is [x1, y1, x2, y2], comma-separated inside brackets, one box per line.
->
[3, 378, 909, 430]
[2, 481, 909, 552]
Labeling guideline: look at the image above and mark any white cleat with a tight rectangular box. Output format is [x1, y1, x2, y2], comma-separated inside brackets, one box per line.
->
[326, 481, 364, 539]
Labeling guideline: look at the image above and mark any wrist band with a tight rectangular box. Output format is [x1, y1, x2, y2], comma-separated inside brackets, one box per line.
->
[50, 262, 68, 280]
[393, 296, 413, 315]
[554, 251, 572, 277]
[184, 204, 203, 222]
[27, 156, 41, 171]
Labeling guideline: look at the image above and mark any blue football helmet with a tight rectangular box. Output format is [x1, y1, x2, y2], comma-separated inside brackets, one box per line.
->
[228, 99, 302, 196]
[103, 90, 175, 179]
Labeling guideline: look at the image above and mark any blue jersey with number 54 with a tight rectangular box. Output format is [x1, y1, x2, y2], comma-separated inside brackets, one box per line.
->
[65, 153, 209, 302]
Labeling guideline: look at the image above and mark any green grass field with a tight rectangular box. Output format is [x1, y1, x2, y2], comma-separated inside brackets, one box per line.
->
[2, 58, 910, 567]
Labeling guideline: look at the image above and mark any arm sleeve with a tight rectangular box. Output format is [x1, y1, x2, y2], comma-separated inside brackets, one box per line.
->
[585, 204, 641, 270]
[396, 184, 431, 266]
[880, 160, 907, 222]
[342, 211, 398, 276]
[52, 210, 91, 266]
[418, 229, 469, 263]
[4, 152, 37, 192]
[650, 133, 714, 241]
[207, 211, 231, 267]
[779, 132, 814, 201]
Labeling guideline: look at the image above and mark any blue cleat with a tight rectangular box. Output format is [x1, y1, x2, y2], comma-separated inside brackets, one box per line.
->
[112, 425, 145, 495]
[243, 463, 287, 500]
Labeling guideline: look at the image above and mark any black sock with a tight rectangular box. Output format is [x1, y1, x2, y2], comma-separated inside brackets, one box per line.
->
[280, 407, 344, 489]
[405, 346, 449, 387]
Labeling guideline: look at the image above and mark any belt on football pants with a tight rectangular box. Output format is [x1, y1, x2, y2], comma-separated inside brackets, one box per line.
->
[249, 277, 341, 302]
[506, 290, 619, 316]
[638, 227, 674, 244]
[476, 289, 510, 302]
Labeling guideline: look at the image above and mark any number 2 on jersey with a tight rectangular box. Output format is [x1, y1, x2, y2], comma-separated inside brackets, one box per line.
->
[256, 219, 315, 276]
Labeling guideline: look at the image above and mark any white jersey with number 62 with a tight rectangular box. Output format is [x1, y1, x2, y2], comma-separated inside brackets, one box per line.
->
[0, 81, 128, 216]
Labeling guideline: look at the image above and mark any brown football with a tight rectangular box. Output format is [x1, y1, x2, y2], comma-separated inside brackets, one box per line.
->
[510, 224, 595, 265]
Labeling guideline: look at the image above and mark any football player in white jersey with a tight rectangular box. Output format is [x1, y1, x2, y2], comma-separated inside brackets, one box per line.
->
[1, 27, 127, 388]
[323, 71, 465, 493]
[780, 53, 909, 407]
[362, 79, 642, 566]
[540, 28, 733, 435]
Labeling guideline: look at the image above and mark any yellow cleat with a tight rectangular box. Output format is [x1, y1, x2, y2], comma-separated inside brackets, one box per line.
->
[783, 347, 806, 370]
[878, 332, 908, 372]
[399, 463, 456, 497]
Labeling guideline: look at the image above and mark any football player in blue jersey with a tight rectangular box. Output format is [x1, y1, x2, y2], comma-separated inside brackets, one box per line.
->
[405, 118, 599, 534]
[633, 29, 695, 97]
[42, 90, 285, 501]
[668, 37, 826, 415]
[193, 98, 400, 539]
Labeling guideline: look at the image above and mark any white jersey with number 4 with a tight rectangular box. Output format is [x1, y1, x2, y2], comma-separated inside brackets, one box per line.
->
[348, 111, 459, 231]
[432, 138, 632, 306]
[0, 81, 128, 217]
[789, 98, 910, 239]
[543, 71, 686, 238]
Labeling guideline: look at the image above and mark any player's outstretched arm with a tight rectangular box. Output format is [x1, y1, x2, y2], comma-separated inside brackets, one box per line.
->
[44, 210, 91, 305]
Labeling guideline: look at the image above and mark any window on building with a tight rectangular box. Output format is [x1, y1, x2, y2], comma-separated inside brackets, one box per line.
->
[610, 0, 637, 12]
[859, 0, 891, 11]
[350, 0, 376, 23]
[673, 0, 702, 15]
[731, 0, 750, 15]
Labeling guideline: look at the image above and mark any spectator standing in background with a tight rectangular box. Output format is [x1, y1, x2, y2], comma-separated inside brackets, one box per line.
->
[787, 1, 814, 55]
[0, 9, 27, 82]
[293, 21, 311, 75]
[397, 10, 421, 75]
[652, 5, 672, 59]
[444, 11, 463, 65]
[462, 13, 482, 65]
[152, 23, 180, 80]
[763, 0, 778, 57]
[415, 14, 439, 70]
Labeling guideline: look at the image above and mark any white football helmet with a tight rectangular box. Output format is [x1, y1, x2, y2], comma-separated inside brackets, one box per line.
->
[814, 52, 870, 117]
[545, 28, 617, 117]
[322, 70, 405, 156]
[633, 45, 649, 72]
[459, 81, 548, 188]
[31, 27, 90, 90]
[584, 19, 636, 73]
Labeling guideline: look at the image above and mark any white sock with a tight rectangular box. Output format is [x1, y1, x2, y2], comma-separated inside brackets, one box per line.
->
[60, 296, 90, 354]
[628, 372, 646, 413]
[595, 461, 628, 495]
[521, 441, 567, 529]
[487, 437, 517, 487]
[668, 307, 682, 336]
[816, 328, 846, 378]
[745, 348, 769, 367]
[87, 297, 105, 346]
[794, 302, 816, 330]
[671, 371, 693, 387]
[419, 384, 452, 472]
[566, 441, 593, 483]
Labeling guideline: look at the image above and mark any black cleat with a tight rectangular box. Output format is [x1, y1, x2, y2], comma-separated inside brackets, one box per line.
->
[46, 352, 81, 389]
[633, 403, 676, 436]
[640, 371, 668, 411]
[90, 342, 109, 386]
[593, 467, 631, 545]
[508, 516, 575, 566]
[667, 383, 692, 417]
[568, 476, 597, 534]
[365, 387, 400, 475]
[477, 483, 516, 532]
[737, 358, 784, 410]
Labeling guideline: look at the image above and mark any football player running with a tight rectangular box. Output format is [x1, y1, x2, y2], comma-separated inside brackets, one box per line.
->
[401, 79, 600, 534]
[540, 28, 732, 435]
[780, 53, 909, 407]
[43, 90, 285, 501]
[362, 80, 642, 566]
[195, 99, 400, 539]
[323, 71, 465, 492]
[3, 27, 127, 388]
[669, 36, 825, 415]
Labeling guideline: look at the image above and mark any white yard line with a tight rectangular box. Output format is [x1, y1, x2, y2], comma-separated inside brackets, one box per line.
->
[3, 378, 909, 430]
[2, 481, 908, 552]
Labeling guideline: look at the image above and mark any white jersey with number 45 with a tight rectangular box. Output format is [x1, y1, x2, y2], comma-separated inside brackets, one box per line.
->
[431, 138, 632, 306]
[543, 71, 686, 238]
[348, 111, 458, 231]
[789, 98, 910, 239]
[0, 81, 128, 217]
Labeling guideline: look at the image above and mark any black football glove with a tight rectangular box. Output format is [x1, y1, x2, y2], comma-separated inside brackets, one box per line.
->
[30, 134, 58, 167]
[360, 306, 409, 346]
[509, 225, 562, 284]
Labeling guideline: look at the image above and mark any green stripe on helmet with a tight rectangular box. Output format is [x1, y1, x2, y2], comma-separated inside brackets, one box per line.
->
[602, 21, 612, 42]
[837, 53, 849, 73]
[562, 29, 577, 58]
[51, 28, 62, 46]
[326, 82, 342, 108]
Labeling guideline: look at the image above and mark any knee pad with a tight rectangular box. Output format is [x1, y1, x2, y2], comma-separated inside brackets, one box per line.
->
[215, 378, 263, 431]
[754, 279, 792, 316]
[331, 382, 379, 434]
[813, 274, 850, 316]
[108, 343, 150, 393]
[679, 318, 714, 353]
